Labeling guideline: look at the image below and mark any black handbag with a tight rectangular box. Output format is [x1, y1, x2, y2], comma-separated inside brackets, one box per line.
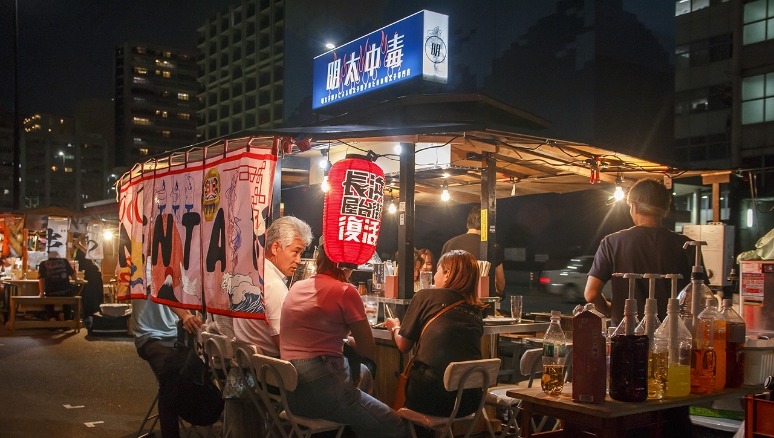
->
[160, 324, 224, 426]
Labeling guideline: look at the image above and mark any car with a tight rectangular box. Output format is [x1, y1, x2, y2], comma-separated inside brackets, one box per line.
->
[539, 256, 612, 302]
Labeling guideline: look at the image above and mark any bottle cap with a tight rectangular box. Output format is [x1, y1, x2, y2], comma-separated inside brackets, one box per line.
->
[723, 299, 733, 308]
[705, 298, 715, 308]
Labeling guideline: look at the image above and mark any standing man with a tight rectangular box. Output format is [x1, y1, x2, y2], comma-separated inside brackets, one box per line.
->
[234, 216, 313, 357]
[38, 250, 76, 321]
[584, 179, 693, 325]
[442, 206, 505, 296]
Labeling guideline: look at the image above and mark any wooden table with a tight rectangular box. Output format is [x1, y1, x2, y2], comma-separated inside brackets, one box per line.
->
[8, 296, 82, 332]
[506, 384, 754, 437]
[2, 279, 87, 321]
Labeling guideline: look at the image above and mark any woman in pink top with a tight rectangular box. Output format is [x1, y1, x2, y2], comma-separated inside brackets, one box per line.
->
[280, 244, 409, 438]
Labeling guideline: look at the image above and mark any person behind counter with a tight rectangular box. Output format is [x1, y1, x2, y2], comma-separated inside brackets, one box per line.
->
[442, 206, 505, 296]
[385, 249, 486, 417]
[280, 243, 410, 438]
[38, 250, 76, 321]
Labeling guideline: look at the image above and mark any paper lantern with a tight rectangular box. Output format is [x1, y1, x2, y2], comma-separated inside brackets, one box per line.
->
[322, 154, 385, 268]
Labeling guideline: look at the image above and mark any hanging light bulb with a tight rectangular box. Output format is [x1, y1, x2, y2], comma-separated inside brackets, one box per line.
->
[388, 199, 397, 214]
[613, 174, 625, 202]
[510, 177, 517, 197]
[440, 180, 450, 202]
[321, 175, 330, 193]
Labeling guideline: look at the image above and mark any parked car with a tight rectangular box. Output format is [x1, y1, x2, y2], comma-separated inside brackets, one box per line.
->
[539, 256, 612, 302]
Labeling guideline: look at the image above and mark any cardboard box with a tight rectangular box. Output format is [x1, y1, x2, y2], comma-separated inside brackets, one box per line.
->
[384, 275, 398, 298]
[572, 307, 606, 403]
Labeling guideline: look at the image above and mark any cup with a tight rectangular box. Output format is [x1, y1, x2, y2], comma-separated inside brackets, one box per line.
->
[510, 295, 523, 322]
[363, 295, 378, 326]
[419, 271, 433, 290]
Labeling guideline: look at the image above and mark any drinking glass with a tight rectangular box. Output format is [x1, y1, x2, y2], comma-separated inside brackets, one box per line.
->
[419, 271, 433, 290]
[510, 295, 523, 322]
[363, 295, 378, 326]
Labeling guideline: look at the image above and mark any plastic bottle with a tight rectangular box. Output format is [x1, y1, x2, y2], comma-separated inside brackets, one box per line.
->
[541, 310, 567, 395]
[609, 273, 649, 402]
[677, 282, 715, 326]
[690, 298, 717, 394]
[606, 326, 615, 395]
[708, 304, 727, 390]
[653, 293, 692, 397]
[721, 299, 746, 388]
[636, 274, 664, 400]
[358, 282, 367, 296]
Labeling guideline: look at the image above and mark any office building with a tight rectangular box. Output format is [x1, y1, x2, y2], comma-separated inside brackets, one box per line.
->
[114, 42, 198, 167]
[197, 0, 285, 140]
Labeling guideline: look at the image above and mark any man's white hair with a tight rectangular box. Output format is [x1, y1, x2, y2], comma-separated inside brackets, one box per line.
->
[266, 216, 313, 250]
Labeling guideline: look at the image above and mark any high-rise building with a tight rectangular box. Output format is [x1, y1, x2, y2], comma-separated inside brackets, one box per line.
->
[114, 43, 198, 167]
[675, 0, 774, 179]
[197, 0, 285, 140]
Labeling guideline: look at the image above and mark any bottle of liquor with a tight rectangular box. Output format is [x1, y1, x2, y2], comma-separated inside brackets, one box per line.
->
[541, 310, 566, 395]
[690, 298, 717, 394]
[721, 299, 746, 388]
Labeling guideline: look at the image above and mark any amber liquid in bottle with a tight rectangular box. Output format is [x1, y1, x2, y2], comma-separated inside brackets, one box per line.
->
[713, 319, 727, 390]
[725, 321, 746, 388]
[690, 348, 716, 394]
[541, 364, 565, 395]
[609, 334, 649, 402]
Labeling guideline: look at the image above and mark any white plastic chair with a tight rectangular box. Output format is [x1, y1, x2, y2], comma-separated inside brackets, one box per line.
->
[251, 353, 347, 438]
[397, 358, 501, 438]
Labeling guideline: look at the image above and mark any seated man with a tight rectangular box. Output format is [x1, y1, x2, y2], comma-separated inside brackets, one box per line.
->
[37, 250, 75, 321]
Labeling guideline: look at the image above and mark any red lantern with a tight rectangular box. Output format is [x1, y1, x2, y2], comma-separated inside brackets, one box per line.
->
[322, 154, 385, 268]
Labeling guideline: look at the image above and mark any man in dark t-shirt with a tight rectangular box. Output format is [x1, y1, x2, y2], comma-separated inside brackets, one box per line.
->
[442, 206, 505, 295]
[585, 179, 694, 326]
[38, 251, 75, 296]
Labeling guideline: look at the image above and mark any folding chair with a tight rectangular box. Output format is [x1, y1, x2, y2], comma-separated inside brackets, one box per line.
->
[232, 341, 272, 437]
[397, 358, 501, 438]
[251, 353, 347, 438]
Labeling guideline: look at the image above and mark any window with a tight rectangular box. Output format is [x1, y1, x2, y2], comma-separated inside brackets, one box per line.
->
[743, 0, 774, 45]
[742, 72, 774, 124]
[133, 117, 151, 126]
[178, 93, 189, 100]
[676, 0, 711, 16]
[162, 111, 168, 118]
[164, 51, 172, 58]
[64, 167, 73, 173]
[162, 71, 171, 78]
[133, 76, 148, 84]
[162, 130, 171, 138]
[133, 137, 147, 145]
[51, 166, 57, 171]
[134, 67, 147, 75]
[179, 113, 190, 120]
[139, 148, 149, 156]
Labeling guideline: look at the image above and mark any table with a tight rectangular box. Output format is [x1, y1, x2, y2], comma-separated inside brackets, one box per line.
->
[506, 384, 754, 438]
[483, 321, 549, 358]
[8, 296, 82, 332]
[2, 279, 87, 321]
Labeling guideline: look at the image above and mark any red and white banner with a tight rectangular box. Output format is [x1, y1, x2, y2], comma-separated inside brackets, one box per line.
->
[116, 148, 276, 320]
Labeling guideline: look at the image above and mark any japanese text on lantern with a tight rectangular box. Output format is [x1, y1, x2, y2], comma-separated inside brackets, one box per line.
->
[338, 169, 384, 244]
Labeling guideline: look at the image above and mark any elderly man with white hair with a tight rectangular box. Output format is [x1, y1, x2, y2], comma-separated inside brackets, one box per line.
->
[234, 215, 314, 357]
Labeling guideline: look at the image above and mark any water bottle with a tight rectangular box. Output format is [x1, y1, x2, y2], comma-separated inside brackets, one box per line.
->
[542, 310, 566, 395]
[721, 299, 746, 388]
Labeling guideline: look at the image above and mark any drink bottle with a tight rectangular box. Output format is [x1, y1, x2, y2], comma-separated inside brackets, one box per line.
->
[690, 299, 717, 394]
[721, 299, 746, 388]
[541, 310, 566, 395]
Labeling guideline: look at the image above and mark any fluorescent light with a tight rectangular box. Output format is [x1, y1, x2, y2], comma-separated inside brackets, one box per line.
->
[325, 43, 335, 49]
[747, 208, 754, 227]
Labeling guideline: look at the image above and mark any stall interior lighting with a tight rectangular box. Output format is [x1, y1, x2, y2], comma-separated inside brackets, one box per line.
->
[321, 175, 330, 193]
[319, 149, 331, 170]
[394, 144, 402, 155]
[387, 189, 397, 214]
[103, 230, 114, 240]
[613, 174, 625, 202]
[440, 180, 450, 202]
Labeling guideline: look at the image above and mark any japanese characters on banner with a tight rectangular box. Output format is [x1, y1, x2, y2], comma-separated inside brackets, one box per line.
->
[115, 148, 276, 320]
[85, 221, 104, 260]
[322, 155, 385, 267]
[47, 218, 70, 257]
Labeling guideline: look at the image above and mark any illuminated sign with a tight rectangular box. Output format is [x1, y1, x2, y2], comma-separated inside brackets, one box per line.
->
[312, 10, 449, 110]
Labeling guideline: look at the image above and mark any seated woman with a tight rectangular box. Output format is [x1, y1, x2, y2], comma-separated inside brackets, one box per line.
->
[412, 251, 424, 292]
[385, 249, 486, 417]
[280, 243, 409, 438]
[417, 248, 436, 275]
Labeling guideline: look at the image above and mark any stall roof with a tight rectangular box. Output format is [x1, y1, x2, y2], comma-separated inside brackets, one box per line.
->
[122, 94, 709, 205]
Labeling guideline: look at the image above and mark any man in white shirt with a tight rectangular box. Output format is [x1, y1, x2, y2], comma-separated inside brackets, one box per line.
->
[234, 216, 313, 357]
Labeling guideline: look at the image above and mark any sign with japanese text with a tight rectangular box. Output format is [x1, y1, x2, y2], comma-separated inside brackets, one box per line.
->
[116, 147, 276, 320]
[312, 10, 448, 110]
[322, 156, 385, 267]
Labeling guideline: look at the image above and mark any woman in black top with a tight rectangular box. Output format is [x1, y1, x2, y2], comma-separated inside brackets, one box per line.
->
[385, 250, 486, 417]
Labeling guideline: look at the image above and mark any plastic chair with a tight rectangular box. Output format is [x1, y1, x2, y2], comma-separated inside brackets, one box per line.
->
[201, 332, 233, 392]
[251, 353, 347, 438]
[232, 340, 273, 437]
[397, 358, 501, 438]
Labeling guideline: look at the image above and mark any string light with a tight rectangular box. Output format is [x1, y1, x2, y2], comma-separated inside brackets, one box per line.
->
[510, 177, 516, 197]
[440, 180, 450, 202]
[387, 189, 397, 214]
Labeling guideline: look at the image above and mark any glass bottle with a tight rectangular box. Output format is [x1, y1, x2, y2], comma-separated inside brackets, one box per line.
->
[609, 298, 649, 402]
[690, 299, 717, 394]
[653, 298, 692, 397]
[721, 299, 746, 388]
[541, 310, 566, 395]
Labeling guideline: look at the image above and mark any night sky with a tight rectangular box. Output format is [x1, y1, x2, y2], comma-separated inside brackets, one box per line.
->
[0, 0, 236, 115]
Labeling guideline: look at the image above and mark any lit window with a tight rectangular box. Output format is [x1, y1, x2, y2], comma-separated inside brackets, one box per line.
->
[136, 47, 146, 54]
[155, 69, 161, 75]
[179, 113, 190, 120]
[162, 71, 171, 78]
[133, 117, 151, 126]
[59, 119, 64, 124]
[133, 76, 147, 84]
[134, 67, 148, 75]
[742, 73, 774, 124]
[3, 189, 9, 195]
[64, 167, 73, 173]
[162, 130, 171, 138]
[743, 0, 774, 45]
[164, 51, 172, 58]
[178, 93, 189, 100]
[162, 111, 168, 118]
[51, 166, 57, 171]
[139, 148, 149, 156]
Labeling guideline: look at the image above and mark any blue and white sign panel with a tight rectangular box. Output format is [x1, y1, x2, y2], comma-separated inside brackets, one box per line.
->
[312, 10, 449, 110]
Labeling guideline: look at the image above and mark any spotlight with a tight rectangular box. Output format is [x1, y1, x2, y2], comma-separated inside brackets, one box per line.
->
[318, 149, 331, 170]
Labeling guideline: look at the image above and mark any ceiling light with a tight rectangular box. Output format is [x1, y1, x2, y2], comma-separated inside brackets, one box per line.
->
[613, 186, 625, 202]
[388, 199, 397, 214]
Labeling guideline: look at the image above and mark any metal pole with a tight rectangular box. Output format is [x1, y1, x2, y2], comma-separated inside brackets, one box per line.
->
[481, 152, 497, 296]
[398, 142, 415, 300]
[12, 0, 21, 210]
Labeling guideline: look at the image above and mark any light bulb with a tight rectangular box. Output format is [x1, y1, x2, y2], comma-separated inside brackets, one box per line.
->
[511, 184, 516, 197]
[103, 230, 114, 240]
[394, 144, 402, 155]
[319, 158, 329, 170]
[441, 189, 450, 201]
[321, 175, 330, 193]
[325, 43, 335, 49]
[613, 186, 624, 201]
[388, 201, 397, 214]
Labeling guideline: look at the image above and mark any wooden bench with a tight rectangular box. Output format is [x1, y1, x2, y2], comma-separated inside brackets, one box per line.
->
[8, 296, 81, 332]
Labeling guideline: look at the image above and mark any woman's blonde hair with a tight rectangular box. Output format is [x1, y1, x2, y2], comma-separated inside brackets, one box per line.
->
[437, 250, 487, 309]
